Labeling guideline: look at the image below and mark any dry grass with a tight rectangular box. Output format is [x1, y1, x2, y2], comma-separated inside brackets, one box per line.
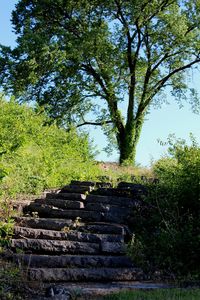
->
[97, 161, 153, 185]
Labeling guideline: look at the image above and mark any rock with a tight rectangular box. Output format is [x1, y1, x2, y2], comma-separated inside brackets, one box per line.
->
[45, 286, 71, 299]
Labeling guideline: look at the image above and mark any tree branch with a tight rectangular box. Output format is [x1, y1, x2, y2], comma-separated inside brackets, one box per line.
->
[135, 57, 200, 119]
[146, 58, 200, 108]
[81, 61, 125, 140]
[77, 120, 113, 128]
[127, 22, 142, 122]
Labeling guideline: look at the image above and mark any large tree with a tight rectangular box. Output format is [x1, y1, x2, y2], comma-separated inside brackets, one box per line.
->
[0, 0, 200, 164]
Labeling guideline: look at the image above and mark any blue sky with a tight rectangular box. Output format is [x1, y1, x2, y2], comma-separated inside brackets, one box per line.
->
[0, 0, 199, 166]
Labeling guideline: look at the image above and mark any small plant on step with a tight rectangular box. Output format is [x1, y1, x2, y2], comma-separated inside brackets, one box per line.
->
[31, 211, 39, 218]
[70, 287, 82, 300]
[73, 217, 82, 228]
[61, 226, 70, 233]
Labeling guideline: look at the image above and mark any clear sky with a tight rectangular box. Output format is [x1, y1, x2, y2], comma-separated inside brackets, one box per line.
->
[0, 0, 200, 166]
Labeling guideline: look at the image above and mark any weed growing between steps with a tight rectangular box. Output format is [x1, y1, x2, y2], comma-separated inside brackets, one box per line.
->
[104, 289, 200, 300]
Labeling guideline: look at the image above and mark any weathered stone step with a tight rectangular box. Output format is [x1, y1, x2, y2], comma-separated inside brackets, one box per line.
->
[24, 204, 102, 221]
[78, 222, 126, 235]
[71, 180, 112, 188]
[85, 202, 130, 214]
[93, 187, 144, 198]
[118, 182, 148, 192]
[60, 185, 93, 194]
[11, 239, 125, 254]
[14, 226, 124, 243]
[10, 239, 100, 254]
[70, 181, 96, 187]
[11, 254, 133, 268]
[28, 267, 144, 282]
[85, 203, 131, 223]
[14, 217, 74, 231]
[43, 282, 171, 299]
[46, 192, 86, 201]
[14, 218, 126, 235]
[35, 198, 85, 209]
[86, 194, 141, 208]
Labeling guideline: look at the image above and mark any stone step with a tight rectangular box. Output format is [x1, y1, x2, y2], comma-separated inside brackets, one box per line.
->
[93, 187, 144, 198]
[14, 217, 75, 231]
[96, 182, 112, 188]
[85, 202, 130, 214]
[10, 254, 133, 268]
[70, 180, 112, 188]
[14, 226, 124, 243]
[46, 192, 86, 201]
[85, 203, 131, 223]
[78, 222, 126, 235]
[35, 198, 85, 209]
[11, 239, 125, 254]
[27, 267, 144, 282]
[24, 204, 102, 221]
[70, 181, 96, 187]
[10, 239, 100, 254]
[60, 185, 93, 194]
[86, 194, 141, 208]
[14, 218, 127, 235]
[117, 182, 148, 195]
[43, 282, 171, 298]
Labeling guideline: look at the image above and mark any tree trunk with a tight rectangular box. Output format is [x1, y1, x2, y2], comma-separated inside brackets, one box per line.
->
[119, 117, 143, 165]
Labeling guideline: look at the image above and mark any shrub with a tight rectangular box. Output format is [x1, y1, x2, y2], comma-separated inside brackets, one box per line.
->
[0, 95, 100, 197]
[128, 136, 200, 278]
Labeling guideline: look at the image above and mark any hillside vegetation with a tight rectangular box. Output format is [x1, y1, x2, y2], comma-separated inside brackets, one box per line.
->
[0, 95, 100, 198]
[0, 97, 199, 295]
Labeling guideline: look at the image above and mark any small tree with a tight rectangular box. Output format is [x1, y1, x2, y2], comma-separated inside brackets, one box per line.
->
[0, 0, 200, 164]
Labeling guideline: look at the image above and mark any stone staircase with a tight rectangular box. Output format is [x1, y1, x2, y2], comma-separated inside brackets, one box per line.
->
[3, 180, 154, 297]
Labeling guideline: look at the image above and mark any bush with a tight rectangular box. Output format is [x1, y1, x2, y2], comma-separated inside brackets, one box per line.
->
[128, 136, 200, 278]
[0, 95, 100, 197]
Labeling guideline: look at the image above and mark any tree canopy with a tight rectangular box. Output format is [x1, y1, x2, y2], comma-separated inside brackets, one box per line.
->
[0, 0, 200, 164]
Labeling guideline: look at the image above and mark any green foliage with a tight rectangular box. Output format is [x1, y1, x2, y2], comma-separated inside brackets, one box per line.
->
[104, 289, 200, 300]
[127, 137, 200, 277]
[0, 198, 15, 247]
[0, 95, 100, 197]
[1, 0, 200, 164]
